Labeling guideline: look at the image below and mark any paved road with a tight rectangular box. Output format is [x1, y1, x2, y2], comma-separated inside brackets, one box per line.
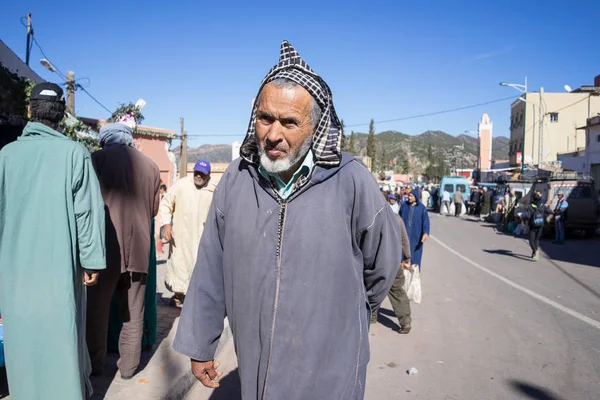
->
[187, 213, 600, 399]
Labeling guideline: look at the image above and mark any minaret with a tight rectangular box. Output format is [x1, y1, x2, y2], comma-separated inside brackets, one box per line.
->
[478, 113, 493, 170]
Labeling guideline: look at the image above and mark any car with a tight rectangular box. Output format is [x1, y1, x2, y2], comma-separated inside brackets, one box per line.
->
[518, 174, 599, 237]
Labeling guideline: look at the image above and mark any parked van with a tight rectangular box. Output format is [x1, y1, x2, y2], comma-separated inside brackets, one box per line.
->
[518, 175, 599, 237]
[439, 176, 470, 215]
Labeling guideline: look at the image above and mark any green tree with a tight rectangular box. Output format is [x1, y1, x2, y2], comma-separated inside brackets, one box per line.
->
[348, 131, 356, 155]
[400, 151, 410, 174]
[427, 143, 434, 164]
[380, 148, 387, 171]
[340, 119, 347, 152]
[366, 119, 376, 163]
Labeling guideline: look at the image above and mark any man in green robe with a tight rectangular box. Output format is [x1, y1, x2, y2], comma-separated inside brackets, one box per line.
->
[0, 83, 106, 399]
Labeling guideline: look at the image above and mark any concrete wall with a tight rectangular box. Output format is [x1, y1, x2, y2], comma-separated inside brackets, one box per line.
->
[584, 120, 600, 174]
[509, 92, 600, 166]
[134, 136, 175, 188]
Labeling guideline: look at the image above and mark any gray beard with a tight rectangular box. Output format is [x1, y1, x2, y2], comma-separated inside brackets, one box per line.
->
[259, 135, 312, 174]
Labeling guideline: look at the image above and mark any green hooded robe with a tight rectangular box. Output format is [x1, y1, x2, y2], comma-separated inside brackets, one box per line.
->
[0, 122, 106, 399]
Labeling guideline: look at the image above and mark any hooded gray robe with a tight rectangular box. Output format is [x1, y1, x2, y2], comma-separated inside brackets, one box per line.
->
[173, 41, 403, 400]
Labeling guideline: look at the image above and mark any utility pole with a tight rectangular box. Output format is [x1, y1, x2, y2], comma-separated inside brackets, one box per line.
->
[66, 71, 75, 114]
[25, 13, 32, 65]
[178, 118, 188, 178]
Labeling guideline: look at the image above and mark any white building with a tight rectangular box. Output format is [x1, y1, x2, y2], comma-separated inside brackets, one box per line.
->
[508, 83, 600, 166]
[231, 140, 243, 162]
[557, 115, 600, 194]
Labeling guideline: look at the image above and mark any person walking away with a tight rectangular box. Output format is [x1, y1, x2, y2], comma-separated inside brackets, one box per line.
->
[401, 189, 430, 271]
[527, 190, 551, 261]
[441, 187, 451, 214]
[480, 187, 492, 220]
[468, 188, 477, 215]
[173, 41, 402, 400]
[421, 187, 431, 209]
[86, 123, 160, 379]
[388, 193, 400, 214]
[371, 215, 413, 333]
[160, 160, 214, 306]
[453, 188, 464, 217]
[431, 186, 439, 212]
[0, 83, 106, 399]
[553, 191, 568, 244]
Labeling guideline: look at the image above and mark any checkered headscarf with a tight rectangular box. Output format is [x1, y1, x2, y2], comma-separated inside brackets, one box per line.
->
[240, 40, 343, 167]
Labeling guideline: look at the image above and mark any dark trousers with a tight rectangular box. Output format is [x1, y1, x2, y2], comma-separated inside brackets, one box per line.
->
[529, 228, 543, 253]
[87, 269, 147, 377]
[454, 202, 462, 216]
[371, 266, 411, 325]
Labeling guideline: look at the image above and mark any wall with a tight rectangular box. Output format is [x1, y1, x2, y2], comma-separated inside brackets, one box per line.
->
[134, 135, 175, 187]
[509, 92, 600, 166]
[584, 120, 600, 174]
[557, 151, 585, 172]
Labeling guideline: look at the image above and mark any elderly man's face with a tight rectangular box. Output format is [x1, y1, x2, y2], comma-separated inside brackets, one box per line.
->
[255, 83, 314, 178]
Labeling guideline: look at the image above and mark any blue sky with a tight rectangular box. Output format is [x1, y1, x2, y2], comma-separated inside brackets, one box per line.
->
[2, 0, 599, 147]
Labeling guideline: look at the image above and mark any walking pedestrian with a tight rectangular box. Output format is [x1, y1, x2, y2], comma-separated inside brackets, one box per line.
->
[400, 189, 430, 270]
[421, 187, 431, 209]
[86, 122, 160, 380]
[371, 215, 413, 333]
[527, 190, 551, 261]
[480, 187, 492, 220]
[453, 187, 464, 217]
[388, 193, 400, 214]
[159, 160, 214, 306]
[441, 187, 451, 214]
[552, 191, 568, 244]
[0, 83, 106, 399]
[173, 41, 402, 400]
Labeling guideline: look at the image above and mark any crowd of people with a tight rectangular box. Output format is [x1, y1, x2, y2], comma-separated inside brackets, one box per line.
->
[0, 82, 215, 399]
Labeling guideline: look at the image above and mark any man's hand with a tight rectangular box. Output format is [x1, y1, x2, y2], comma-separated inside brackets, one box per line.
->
[401, 259, 411, 270]
[162, 224, 173, 242]
[191, 359, 223, 388]
[83, 271, 99, 286]
[421, 233, 429, 243]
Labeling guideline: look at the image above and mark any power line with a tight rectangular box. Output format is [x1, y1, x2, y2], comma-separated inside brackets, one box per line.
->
[76, 85, 112, 114]
[180, 95, 520, 138]
[344, 95, 518, 128]
[30, 35, 66, 78]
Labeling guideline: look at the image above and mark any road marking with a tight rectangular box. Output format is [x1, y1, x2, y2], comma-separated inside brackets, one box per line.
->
[430, 235, 600, 331]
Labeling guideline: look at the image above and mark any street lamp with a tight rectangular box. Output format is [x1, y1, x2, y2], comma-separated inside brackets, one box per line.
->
[500, 78, 528, 173]
[39, 58, 75, 114]
[39, 58, 56, 73]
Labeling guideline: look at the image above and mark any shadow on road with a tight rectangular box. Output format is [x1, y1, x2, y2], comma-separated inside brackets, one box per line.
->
[483, 249, 533, 261]
[375, 308, 401, 331]
[209, 368, 242, 400]
[508, 379, 565, 400]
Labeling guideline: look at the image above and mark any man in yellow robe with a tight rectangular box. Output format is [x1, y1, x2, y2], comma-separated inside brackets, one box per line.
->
[160, 160, 214, 306]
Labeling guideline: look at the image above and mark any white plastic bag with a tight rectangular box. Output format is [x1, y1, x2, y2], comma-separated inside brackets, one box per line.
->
[403, 264, 422, 304]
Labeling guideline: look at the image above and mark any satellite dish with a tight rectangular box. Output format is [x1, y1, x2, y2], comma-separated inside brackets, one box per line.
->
[564, 85, 572, 93]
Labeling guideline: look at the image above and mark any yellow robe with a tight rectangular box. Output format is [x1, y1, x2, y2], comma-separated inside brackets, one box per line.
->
[160, 176, 214, 294]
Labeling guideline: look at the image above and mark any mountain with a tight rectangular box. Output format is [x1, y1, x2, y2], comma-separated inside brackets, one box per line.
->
[173, 131, 510, 172]
[173, 144, 232, 164]
[348, 130, 510, 173]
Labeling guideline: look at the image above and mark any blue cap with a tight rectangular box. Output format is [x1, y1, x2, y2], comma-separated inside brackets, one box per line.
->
[193, 160, 211, 174]
[388, 194, 396, 200]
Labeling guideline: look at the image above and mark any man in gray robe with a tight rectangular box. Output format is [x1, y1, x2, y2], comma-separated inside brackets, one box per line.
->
[173, 41, 403, 400]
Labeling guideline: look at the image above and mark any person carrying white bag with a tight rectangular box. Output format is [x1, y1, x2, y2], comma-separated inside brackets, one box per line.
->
[371, 214, 414, 334]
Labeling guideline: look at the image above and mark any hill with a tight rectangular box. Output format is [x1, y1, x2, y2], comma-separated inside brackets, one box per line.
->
[173, 131, 510, 172]
[348, 130, 509, 173]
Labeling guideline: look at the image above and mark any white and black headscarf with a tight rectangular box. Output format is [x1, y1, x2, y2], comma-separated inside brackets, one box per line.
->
[240, 40, 343, 167]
